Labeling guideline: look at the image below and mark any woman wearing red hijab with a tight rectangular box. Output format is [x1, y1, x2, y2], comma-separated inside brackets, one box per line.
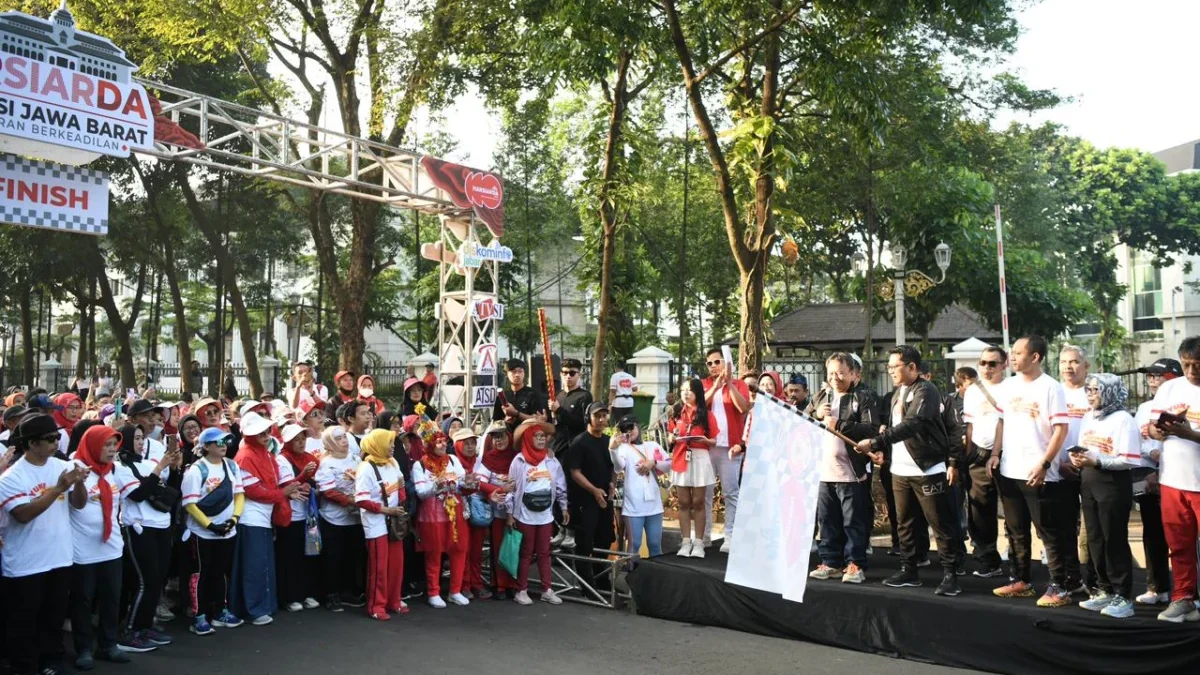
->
[52, 392, 83, 456]
[454, 428, 505, 599]
[504, 419, 569, 606]
[412, 431, 470, 608]
[482, 420, 517, 597]
[70, 425, 133, 669]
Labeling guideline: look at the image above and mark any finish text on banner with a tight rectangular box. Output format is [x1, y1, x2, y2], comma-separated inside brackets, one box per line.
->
[724, 395, 823, 602]
[0, 152, 108, 235]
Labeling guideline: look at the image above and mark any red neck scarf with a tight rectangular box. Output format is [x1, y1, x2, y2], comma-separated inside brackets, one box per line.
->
[482, 433, 516, 474]
[520, 432, 547, 467]
[235, 434, 291, 526]
[53, 393, 81, 434]
[281, 440, 318, 480]
[422, 450, 451, 476]
[77, 426, 119, 542]
[453, 440, 478, 473]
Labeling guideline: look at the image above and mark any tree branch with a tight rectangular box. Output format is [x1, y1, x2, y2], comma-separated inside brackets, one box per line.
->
[693, 3, 806, 86]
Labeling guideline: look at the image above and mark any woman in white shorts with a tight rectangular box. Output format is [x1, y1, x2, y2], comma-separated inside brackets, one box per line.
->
[669, 378, 717, 558]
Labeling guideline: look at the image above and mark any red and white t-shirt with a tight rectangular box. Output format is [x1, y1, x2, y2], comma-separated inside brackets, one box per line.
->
[0, 456, 75, 577]
[354, 461, 404, 539]
[1062, 384, 1092, 449]
[1134, 399, 1162, 469]
[180, 458, 245, 541]
[71, 471, 128, 564]
[1078, 410, 1141, 469]
[315, 454, 361, 526]
[1150, 377, 1200, 492]
[962, 380, 1003, 450]
[237, 468, 274, 529]
[997, 373, 1069, 482]
[276, 456, 310, 523]
[609, 371, 637, 408]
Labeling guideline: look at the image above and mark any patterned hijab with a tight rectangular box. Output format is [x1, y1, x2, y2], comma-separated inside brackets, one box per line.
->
[1086, 373, 1127, 419]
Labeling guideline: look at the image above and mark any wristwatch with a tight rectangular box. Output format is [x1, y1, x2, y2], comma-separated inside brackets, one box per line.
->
[1041, 459, 1052, 470]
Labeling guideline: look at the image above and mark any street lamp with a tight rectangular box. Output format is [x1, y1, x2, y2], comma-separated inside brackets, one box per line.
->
[888, 241, 952, 345]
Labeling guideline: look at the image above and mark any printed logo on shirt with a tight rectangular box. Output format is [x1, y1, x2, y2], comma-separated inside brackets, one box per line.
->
[384, 481, 401, 496]
[1008, 397, 1041, 419]
[29, 482, 65, 502]
[204, 476, 223, 493]
[1080, 431, 1115, 455]
[87, 480, 118, 502]
[342, 467, 357, 481]
[619, 378, 633, 389]
[1140, 423, 1152, 440]
[526, 468, 550, 481]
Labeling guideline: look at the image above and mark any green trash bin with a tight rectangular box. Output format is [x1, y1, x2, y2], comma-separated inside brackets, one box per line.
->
[632, 391, 655, 428]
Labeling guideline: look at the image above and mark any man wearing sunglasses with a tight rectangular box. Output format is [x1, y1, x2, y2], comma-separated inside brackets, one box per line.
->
[701, 347, 750, 552]
[549, 358, 591, 551]
[963, 345, 1008, 578]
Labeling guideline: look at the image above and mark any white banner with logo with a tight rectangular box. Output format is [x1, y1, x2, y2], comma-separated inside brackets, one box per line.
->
[724, 395, 823, 602]
[0, 152, 108, 234]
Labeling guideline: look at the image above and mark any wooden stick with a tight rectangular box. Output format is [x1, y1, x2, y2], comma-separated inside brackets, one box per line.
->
[538, 307, 555, 400]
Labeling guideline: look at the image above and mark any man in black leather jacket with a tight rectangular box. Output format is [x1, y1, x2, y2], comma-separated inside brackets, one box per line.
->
[857, 345, 963, 596]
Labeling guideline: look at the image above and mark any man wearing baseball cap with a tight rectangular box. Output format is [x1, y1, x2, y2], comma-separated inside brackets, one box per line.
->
[1131, 357, 1182, 606]
[786, 374, 810, 411]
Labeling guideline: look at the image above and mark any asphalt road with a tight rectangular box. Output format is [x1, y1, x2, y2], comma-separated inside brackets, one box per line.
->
[110, 599, 987, 675]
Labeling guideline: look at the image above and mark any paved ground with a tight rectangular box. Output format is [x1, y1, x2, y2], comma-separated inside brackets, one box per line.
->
[112, 599, 986, 675]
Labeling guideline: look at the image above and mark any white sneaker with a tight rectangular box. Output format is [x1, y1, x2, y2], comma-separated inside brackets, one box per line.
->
[676, 539, 694, 557]
[1136, 590, 1170, 605]
[251, 615, 273, 626]
[550, 530, 565, 547]
[285, 602, 303, 612]
[448, 593, 470, 606]
[303, 597, 320, 610]
[719, 534, 732, 554]
[689, 539, 706, 558]
[155, 604, 175, 622]
[513, 590, 533, 606]
[561, 534, 576, 551]
[541, 589, 563, 605]
[428, 595, 447, 609]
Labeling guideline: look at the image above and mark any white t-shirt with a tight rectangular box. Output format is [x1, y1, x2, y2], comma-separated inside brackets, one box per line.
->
[1078, 410, 1141, 469]
[1150, 377, 1200, 491]
[288, 384, 329, 409]
[181, 458, 245, 540]
[997, 373, 1069, 482]
[0, 456, 75, 577]
[354, 461, 404, 539]
[304, 437, 324, 457]
[962, 380, 1002, 450]
[276, 455, 310, 522]
[889, 387, 945, 477]
[346, 432, 363, 459]
[115, 460, 173, 530]
[71, 471, 128, 564]
[57, 428, 69, 457]
[1134, 399, 1162, 469]
[609, 372, 637, 407]
[819, 392, 860, 482]
[712, 388, 730, 447]
[315, 454, 361, 526]
[613, 442, 669, 517]
[237, 467, 275, 529]
[1062, 384, 1092, 449]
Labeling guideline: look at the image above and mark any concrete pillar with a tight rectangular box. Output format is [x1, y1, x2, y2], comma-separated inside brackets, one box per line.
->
[40, 358, 62, 392]
[628, 346, 673, 425]
[945, 337, 991, 372]
[259, 355, 280, 396]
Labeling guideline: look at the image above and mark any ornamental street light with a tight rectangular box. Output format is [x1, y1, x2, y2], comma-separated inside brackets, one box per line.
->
[888, 241, 952, 346]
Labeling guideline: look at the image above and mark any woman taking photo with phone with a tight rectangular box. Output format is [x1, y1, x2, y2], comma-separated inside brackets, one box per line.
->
[610, 415, 670, 565]
[669, 379, 718, 558]
[1071, 374, 1141, 619]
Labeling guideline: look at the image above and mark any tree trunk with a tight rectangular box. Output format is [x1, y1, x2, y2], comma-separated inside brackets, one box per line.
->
[74, 283, 87, 381]
[174, 170, 264, 397]
[95, 266, 146, 391]
[590, 50, 632, 400]
[19, 286, 33, 387]
[162, 236, 193, 396]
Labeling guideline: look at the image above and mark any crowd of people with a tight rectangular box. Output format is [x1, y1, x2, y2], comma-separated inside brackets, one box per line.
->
[2, 335, 1199, 674]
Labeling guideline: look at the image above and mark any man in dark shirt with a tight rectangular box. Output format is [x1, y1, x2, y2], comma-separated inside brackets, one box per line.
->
[493, 359, 548, 431]
[566, 401, 616, 591]
[550, 358, 592, 459]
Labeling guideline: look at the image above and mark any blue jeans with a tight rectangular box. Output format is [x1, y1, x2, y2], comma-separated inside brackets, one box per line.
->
[230, 525, 277, 619]
[817, 481, 871, 568]
[626, 514, 664, 561]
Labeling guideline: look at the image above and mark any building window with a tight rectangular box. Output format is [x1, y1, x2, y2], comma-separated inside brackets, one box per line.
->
[1132, 250, 1164, 332]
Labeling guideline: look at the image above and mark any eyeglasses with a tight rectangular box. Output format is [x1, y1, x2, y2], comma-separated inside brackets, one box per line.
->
[978, 360, 1001, 368]
[561, 370, 579, 376]
[705, 360, 722, 366]
[208, 438, 231, 448]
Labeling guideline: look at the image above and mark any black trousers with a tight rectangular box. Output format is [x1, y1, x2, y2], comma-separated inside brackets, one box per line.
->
[877, 463, 929, 555]
[967, 462, 1002, 568]
[318, 519, 365, 599]
[71, 557, 123, 654]
[191, 536, 236, 620]
[570, 502, 615, 591]
[275, 521, 319, 604]
[1137, 487, 1172, 594]
[891, 473, 961, 572]
[998, 477, 1074, 585]
[5, 565, 71, 674]
[122, 525, 173, 634]
[1080, 467, 1134, 597]
[1062, 477, 1089, 588]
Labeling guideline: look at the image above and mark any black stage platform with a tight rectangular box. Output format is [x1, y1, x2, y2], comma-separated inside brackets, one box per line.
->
[626, 547, 1200, 675]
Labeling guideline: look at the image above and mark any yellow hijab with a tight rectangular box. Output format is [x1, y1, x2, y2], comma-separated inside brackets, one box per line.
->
[360, 429, 398, 467]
